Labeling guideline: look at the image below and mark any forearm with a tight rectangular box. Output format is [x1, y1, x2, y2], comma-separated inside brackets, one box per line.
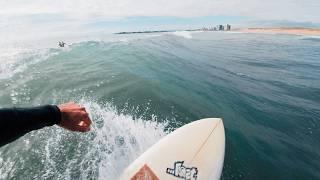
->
[0, 105, 61, 147]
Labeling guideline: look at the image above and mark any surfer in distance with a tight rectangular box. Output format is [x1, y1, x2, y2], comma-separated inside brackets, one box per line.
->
[59, 41, 66, 47]
[0, 102, 92, 147]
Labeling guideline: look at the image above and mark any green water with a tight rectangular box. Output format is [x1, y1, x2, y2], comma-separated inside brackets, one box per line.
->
[0, 32, 319, 179]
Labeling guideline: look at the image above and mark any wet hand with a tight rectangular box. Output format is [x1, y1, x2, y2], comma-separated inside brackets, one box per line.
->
[58, 102, 92, 132]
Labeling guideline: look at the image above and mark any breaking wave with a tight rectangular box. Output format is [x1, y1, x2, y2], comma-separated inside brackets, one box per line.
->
[0, 100, 168, 179]
[170, 31, 193, 39]
[0, 48, 59, 80]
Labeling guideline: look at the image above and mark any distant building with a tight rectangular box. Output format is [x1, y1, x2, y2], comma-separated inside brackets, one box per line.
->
[209, 27, 215, 31]
[202, 27, 209, 31]
[200, 24, 230, 31]
[226, 24, 231, 31]
[217, 25, 224, 31]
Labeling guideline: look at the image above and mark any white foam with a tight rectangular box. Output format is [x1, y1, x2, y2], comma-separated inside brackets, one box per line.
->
[146, 34, 162, 37]
[0, 100, 167, 179]
[0, 48, 57, 80]
[0, 155, 15, 179]
[31, 100, 168, 180]
[82, 101, 167, 179]
[298, 35, 320, 39]
[170, 31, 193, 39]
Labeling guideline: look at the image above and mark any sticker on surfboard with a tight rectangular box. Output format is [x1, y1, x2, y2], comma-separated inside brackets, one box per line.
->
[166, 161, 198, 180]
[131, 164, 159, 180]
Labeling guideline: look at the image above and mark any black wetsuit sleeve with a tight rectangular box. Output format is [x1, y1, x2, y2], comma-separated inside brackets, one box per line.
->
[0, 105, 61, 147]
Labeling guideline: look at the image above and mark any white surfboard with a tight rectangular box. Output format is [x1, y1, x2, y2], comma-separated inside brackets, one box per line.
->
[120, 118, 225, 180]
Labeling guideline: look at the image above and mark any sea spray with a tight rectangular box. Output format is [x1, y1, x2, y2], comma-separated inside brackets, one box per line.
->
[0, 48, 59, 80]
[0, 99, 168, 179]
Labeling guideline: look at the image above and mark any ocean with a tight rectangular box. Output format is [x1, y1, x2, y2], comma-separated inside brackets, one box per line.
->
[0, 31, 319, 179]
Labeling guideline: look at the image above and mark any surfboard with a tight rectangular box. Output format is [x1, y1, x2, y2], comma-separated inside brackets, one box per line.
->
[120, 118, 225, 180]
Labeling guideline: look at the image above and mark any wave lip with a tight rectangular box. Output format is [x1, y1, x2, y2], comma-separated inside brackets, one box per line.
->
[82, 101, 168, 180]
[0, 100, 168, 180]
[170, 31, 193, 39]
[0, 48, 58, 80]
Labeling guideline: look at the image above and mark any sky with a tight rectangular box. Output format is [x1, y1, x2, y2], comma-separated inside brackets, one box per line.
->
[0, 0, 319, 43]
[0, 0, 319, 22]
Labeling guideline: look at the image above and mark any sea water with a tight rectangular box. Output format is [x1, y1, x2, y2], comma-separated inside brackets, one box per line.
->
[0, 31, 319, 179]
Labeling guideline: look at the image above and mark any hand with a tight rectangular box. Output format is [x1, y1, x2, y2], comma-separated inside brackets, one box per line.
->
[58, 102, 92, 132]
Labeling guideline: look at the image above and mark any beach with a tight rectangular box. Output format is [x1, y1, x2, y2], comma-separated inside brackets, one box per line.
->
[236, 28, 320, 36]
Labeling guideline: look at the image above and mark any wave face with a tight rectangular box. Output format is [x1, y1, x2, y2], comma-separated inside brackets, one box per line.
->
[0, 32, 320, 179]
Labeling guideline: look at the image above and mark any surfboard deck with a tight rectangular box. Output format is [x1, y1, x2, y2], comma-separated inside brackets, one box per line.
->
[120, 118, 225, 180]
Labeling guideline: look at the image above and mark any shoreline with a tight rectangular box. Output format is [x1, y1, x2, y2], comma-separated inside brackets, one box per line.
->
[235, 28, 320, 36]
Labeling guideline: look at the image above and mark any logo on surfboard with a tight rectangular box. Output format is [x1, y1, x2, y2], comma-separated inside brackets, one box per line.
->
[166, 161, 198, 180]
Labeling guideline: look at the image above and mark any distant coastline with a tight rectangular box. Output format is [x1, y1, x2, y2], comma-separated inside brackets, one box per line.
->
[114, 24, 229, 34]
[115, 27, 320, 36]
[114, 29, 198, 34]
[115, 30, 173, 34]
[236, 28, 320, 36]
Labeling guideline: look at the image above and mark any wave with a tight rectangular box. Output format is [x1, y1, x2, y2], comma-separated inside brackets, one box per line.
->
[0, 48, 59, 80]
[81, 100, 168, 180]
[298, 35, 320, 42]
[169, 31, 193, 39]
[0, 100, 168, 179]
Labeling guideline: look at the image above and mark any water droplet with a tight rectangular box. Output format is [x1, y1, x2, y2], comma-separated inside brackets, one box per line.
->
[129, 137, 137, 145]
[115, 136, 125, 146]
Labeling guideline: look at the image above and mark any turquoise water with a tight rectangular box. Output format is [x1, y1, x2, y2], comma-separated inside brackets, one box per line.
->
[0, 31, 319, 179]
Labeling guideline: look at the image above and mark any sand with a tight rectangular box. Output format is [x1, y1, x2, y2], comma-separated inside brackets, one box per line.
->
[236, 28, 320, 36]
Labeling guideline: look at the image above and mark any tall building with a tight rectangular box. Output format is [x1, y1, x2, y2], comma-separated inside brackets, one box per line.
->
[226, 24, 231, 31]
[217, 25, 224, 31]
[202, 27, 209, 31]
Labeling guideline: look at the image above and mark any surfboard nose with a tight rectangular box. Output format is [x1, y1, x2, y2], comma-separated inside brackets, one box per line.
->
[188, 118, 225, 179]
[120, 118, 225, 180]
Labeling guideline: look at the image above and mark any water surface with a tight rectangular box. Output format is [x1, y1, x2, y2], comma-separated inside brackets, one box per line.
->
[0, 31, 319, 179]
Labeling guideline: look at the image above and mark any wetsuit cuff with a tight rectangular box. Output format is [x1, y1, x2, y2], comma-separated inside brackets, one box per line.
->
[51, 105, 62, 125]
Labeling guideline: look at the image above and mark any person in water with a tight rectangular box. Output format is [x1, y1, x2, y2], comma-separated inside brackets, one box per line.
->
[59, 41, 66, 47]
[0, 102, 91, 147]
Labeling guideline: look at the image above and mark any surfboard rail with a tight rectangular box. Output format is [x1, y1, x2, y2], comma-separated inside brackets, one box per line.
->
[120, 118, 225, 180]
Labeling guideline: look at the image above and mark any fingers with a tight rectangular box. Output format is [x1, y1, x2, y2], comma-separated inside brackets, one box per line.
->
[78, 119, 91, 126]
[83, 117, 92, 126]
[77, 112, 91, 132]
[64, 121, 91, 132]
[75, 125, 90, 132]
[76, 121, 90, 132]
[78, 110, 92, 125]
